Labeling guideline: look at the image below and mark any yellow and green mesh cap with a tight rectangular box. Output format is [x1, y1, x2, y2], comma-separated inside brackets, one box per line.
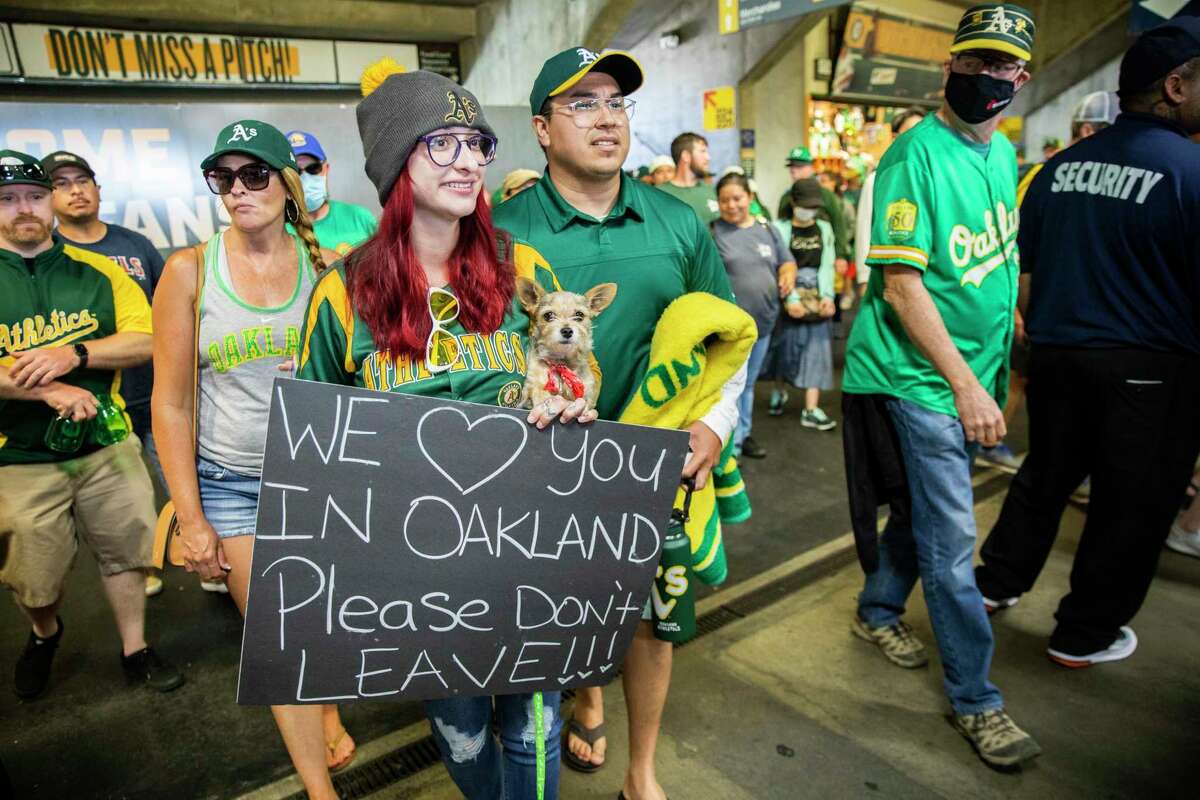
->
[529, 47, 643, 116]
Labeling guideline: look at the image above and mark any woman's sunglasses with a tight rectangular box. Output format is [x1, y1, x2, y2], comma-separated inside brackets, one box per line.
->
[425, 287, 461, 374]
[204, 163, 274, 194]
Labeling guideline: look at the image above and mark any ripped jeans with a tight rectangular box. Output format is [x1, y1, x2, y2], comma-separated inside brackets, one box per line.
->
[424, 692, 562, 800]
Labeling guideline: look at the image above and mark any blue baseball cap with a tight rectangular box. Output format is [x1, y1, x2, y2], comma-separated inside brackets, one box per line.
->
[286, 130, 327, 162]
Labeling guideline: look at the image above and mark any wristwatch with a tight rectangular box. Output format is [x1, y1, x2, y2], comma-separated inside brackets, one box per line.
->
[73, 342, 89, 369]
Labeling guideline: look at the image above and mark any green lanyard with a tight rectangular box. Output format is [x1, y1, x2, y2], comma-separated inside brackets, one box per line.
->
[534, 690, 546, 800]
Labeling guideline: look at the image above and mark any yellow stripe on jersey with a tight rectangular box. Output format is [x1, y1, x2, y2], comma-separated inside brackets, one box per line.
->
[1017, 163, 1043, 207]
[867, 245, 930, 267]
[512, 240, 562, 289]
[64, 244, 153, 335]
[300, 269, 356, 375]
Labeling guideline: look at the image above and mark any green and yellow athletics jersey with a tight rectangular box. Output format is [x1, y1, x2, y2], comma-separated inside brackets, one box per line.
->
[297, 239, 564, 408]
[0, 239, 152, 464]
[843, 114, 1020, 418]
[493, 172, 734, 420]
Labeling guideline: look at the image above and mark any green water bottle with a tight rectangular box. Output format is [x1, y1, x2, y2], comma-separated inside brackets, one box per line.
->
[44, 414, 86, 454]
[92, 393, 129, 446]
[653, 478, 697, 643]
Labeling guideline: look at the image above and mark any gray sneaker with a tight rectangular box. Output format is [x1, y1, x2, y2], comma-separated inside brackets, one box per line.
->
[852, 616, 929, 668]
[801, 407, 837, 431]
[950, 708, 1042, 768]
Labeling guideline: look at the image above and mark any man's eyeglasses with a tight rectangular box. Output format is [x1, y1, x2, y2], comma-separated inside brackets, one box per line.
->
[0, 163, 48, 184]
[953, 52, 1024, 80]
[419, 133, 498, 168]
[545, 97, 636, 128]
[203, 163, 274, 194]
[298, 162, 325, 176]
[425, 287, 461, 374]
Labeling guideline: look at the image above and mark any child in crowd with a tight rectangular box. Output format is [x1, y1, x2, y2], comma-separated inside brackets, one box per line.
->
[764, 177, 837, 431]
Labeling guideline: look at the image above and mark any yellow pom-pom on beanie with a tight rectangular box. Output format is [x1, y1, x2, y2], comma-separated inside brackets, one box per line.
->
[360, 57, 405, 98]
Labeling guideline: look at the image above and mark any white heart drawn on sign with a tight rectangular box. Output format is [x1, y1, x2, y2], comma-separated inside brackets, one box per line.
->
[416, 407, 529, 496]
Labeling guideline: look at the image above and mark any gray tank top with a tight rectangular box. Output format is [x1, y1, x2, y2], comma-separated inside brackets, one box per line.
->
[196, 230, 316, 477]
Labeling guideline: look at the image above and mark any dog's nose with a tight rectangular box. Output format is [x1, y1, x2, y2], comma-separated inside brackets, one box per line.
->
[560, 327, 574, 339]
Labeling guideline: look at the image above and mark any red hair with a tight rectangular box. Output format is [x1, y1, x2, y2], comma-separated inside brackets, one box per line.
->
[347, 172, 514, 362]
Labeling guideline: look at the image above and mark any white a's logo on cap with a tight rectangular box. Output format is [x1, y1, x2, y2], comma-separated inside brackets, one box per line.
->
[986, 7, 1014, 34]
[228, 123, 258, 144]
[577, 48, 599, 68]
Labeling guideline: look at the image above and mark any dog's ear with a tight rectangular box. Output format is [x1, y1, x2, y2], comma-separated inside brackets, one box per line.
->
[585, 283, 618, 317]
[515, 277, 544, 315]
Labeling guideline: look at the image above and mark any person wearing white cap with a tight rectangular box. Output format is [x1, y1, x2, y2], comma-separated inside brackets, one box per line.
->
[647, 154, 674, 185]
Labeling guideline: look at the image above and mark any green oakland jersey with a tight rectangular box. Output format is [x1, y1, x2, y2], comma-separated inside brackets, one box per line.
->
[0, 240, 152, 464]
[843, 114, 1019, 417]
[297, 239, 563, 409]
[312, 201, 378, 257]
[656, 181, 721, 226]
[493, 172, 734, 420]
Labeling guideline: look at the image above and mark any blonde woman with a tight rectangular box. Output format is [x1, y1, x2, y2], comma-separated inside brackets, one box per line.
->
[151, 120, 351, 799]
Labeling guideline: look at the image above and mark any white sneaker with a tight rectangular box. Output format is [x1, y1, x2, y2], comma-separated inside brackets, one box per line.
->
[200, 579, 229, 594]
[1166, 522, 1200, 559]
[1048, 626, 1137, 668]
[144, 574, 163, 598]
[982, 594, 1019, 615]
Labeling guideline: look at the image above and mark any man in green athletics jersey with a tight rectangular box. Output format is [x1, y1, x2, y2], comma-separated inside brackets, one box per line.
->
[494, 46, 744, 800]
[842, 3, 1042, 768]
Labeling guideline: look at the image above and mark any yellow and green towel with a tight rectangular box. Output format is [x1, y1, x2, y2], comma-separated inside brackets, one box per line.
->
[618, 293, 757, 586]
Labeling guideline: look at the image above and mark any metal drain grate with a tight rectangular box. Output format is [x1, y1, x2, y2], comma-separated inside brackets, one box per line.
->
[283, 736, 443, 800]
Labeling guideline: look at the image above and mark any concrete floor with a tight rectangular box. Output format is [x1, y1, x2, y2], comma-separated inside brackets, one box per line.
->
[372, 480, 1200, 800]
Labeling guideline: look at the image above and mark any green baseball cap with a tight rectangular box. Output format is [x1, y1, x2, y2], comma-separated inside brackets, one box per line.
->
[0, 150, 51, 189]
[529, 47, 644, 116]
[200, 120, 297, 172]
[950, 4, 1036, 62]
[785, 146, 814, 165]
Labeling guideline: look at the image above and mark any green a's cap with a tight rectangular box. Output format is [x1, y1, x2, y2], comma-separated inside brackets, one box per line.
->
[1042, 136, 1063, 149]
[785, 146, 813, 165]
[41, 151, 95, 180]
[200, 120, 297, 172]
[950, 4, 1036, 62]
[0, 149, 51, 188]
[529, 47, 644, 116]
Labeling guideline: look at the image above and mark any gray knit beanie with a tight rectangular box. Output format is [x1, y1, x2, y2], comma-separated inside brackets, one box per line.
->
[357, 63, 496, 204]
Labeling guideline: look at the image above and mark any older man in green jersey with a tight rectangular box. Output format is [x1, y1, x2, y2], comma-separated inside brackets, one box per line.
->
[494, 46, 744, 800]
[842, 3, 1041, 768]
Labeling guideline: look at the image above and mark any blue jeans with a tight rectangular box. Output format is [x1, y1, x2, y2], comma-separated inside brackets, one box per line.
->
[857, 398, 1003, 715]
[735, 332, 772, 448]
[424, 692, 561, 800]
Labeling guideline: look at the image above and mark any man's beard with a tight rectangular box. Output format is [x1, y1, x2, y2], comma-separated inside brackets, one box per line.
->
[0, 217, 53, 247]
[58, 207, 98, 226]
[692, 165, 712, 179]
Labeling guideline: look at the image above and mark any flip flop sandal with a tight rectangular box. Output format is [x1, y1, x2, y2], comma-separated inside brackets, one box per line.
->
[326, 727, 356, 774]
[562, 718, 607, 773]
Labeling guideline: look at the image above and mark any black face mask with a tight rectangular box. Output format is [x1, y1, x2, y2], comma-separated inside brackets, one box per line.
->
[945, 71, 1016, 124]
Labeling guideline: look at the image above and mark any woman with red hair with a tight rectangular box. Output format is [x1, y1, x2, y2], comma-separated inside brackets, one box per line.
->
[297, 63, 592, 800]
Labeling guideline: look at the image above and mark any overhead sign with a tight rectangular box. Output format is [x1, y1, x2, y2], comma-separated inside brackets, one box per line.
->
[831, 4, 955, 105]
[703, 87, 737, 130]
[719, 0, 853, 35]
[236, 379, 689, 705]
[3, 23, 427, 87]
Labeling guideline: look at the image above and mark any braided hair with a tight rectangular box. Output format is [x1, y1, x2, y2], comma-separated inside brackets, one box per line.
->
[280, 167, 327, 274]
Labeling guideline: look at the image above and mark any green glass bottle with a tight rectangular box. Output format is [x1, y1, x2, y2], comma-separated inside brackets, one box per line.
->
[92, 393, 129, 446]
[44, 415, 86, 454]
[652, 479, 697, 643]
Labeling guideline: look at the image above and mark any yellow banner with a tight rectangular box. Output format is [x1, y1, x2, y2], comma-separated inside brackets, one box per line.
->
[703, 87, 736, 130]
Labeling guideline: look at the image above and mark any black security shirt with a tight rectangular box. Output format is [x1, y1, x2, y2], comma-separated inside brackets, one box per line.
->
[1020, 113, 1200, 355]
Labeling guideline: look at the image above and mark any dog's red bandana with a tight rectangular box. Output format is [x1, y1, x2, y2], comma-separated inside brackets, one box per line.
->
[544, 363, 586, 400]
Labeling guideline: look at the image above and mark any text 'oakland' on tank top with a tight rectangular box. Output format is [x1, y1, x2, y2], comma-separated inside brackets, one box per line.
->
[196, 230, 315, 477]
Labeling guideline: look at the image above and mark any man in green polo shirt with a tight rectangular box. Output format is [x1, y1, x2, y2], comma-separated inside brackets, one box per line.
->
[493, 46, 744, 800]
[657, 132, 719, 224]
[842, 3, 1041, 768]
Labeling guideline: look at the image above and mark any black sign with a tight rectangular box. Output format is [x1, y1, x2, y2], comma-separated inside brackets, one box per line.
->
[237, 378, 689, 705]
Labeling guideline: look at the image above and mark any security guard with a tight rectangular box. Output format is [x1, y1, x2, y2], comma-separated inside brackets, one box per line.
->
[976, 18, 1200, 668]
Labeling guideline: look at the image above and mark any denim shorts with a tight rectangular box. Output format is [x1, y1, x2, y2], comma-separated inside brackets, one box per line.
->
[196, 456, 260, 539]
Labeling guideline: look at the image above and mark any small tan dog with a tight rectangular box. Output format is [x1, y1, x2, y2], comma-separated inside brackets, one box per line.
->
[516, 277, 617, 411]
